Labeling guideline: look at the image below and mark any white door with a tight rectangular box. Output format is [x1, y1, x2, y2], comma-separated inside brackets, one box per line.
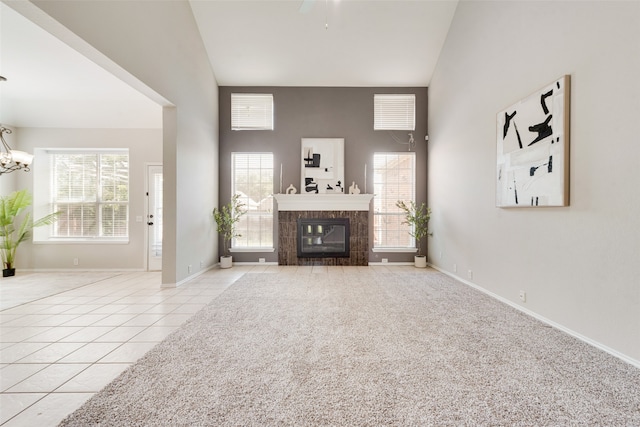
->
[147, 165, 163, 271]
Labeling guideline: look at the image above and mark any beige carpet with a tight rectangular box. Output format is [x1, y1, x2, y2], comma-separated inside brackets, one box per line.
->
[59, 269, 640, 426]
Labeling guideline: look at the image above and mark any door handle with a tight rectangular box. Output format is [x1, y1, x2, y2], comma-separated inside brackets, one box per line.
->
[147, 222, 154, 226]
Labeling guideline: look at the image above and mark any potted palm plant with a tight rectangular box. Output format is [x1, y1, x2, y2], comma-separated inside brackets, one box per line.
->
[0, 189, 59, 277]
[396, 200, 431, 268]
[213, 194, 246, 269]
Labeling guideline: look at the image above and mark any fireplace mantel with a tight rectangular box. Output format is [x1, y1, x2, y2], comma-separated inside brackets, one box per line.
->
[274, 194, 374, 211]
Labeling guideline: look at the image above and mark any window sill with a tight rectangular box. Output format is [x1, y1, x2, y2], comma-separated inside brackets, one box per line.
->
[230, 247, 275, 253]
[34, 239, 129, 245]
[372, 247, 417, 253]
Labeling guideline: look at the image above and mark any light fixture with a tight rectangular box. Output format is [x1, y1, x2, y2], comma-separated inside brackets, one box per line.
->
[0, 126, 33, 175]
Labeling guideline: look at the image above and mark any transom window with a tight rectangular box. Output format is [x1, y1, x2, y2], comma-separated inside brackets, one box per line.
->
[231, 93, 274, 130]
[231, 152, 274, 249]
[373, 152, 416, 249]
[374, 94, 416, 131]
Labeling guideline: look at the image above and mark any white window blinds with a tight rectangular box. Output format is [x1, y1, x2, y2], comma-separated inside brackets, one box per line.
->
[48, 150, 129, 240]
[231, 93, 274, 130]
[374, 94, 416, 131]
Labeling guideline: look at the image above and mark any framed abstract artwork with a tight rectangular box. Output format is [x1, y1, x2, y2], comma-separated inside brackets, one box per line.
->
[301, 138, 345, 194]
[496, 75, 571, 207]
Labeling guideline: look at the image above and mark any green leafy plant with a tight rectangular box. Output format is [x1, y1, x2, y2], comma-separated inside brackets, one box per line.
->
[396, 200, 431, 256]
[213, 194, 246, 257]
[0, 189, 60, 271]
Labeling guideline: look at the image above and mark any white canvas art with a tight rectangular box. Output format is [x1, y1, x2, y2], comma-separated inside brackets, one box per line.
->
[496, 75, 570, 207]
[301, 138, 345, 194]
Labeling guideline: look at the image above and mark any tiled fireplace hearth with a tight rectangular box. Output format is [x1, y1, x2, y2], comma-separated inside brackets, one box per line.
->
[274, 194, 373, 266]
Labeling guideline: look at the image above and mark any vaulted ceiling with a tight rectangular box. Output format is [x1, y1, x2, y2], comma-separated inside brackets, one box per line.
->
[0, 1, 458, 128]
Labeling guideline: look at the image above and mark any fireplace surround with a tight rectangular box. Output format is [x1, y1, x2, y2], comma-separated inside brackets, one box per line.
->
[275, 193, 373, 266]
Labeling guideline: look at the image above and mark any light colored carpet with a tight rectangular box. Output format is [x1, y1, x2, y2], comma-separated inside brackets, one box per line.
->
[59, 269, 640, 426]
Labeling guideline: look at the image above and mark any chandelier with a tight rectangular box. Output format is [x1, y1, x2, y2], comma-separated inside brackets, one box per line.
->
[0, 126, 33, 175]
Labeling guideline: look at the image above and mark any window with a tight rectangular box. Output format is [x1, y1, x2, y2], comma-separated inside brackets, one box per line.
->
[231, 93, 274, 130]
[374, 94, 416, 131]
[34, 149, 129, 242]
[231, 153, 274, 249]
[373, 152, 416, 249]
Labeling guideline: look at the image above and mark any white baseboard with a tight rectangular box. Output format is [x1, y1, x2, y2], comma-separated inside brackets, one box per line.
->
[19, 268, 146, 273]
[233, 262, 279, 266]
[428, 264, 640, 370]
[368, 262, 415, 266]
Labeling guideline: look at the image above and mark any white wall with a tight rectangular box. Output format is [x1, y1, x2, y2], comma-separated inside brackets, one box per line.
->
[31, 0, 220, 285]
[428, 2, 640, 363]
[15, 127, 161, 270]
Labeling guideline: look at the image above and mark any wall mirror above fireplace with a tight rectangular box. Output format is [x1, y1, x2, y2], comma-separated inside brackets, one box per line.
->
[301, 138, 344, 194]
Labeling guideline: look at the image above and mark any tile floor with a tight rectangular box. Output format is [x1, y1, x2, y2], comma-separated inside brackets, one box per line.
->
[0, 266, 256, 426]
[0, 264, 409, 426]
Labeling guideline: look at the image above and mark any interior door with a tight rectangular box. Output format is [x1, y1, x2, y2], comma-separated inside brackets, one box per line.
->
[147, 164, 163, 271]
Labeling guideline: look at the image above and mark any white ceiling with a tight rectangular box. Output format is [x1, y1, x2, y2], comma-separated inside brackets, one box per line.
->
[190, 0, 459, 87]
[0, 0, 458, 129]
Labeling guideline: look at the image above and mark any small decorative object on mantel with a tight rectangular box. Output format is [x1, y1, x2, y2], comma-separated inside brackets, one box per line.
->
[286, 184, 297, 194]
[348, 182, 361, 194]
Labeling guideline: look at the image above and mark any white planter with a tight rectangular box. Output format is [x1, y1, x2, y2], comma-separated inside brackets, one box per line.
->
[414, 255, 427, 268]
[220, 256, 233, 269]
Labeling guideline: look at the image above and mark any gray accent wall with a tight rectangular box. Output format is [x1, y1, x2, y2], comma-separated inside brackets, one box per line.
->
[219, 87, 428, 264]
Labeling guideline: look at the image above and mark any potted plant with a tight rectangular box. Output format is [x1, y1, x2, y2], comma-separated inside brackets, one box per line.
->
[213, 194, 246, 269]
[396, 200, 431, 268]
[0, 189, 59, 277]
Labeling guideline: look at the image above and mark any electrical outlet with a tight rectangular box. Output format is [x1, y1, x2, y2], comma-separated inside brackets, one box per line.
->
[188, 264, 192, 274]
[73, 258, 79, 266]
[519, 290, 526, 302]
[381, 258, 388, 264]
[467, 270, 473, 280]
[259, 258, 266, 263]
[200, 260, 204, 268]
[453, 263, 457, 273]
[439, 251, 443, 259]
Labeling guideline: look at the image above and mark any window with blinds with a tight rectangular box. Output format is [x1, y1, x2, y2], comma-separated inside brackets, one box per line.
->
[231, 152, 274, 249]
[373, 152, 416, 249]
[47, 150, 129, 240]
[231, 93, 274, 130]
[374, 94, 416, 131]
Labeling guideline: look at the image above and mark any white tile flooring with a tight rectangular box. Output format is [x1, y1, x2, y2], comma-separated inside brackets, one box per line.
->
[0, 265, 410, 426]
[0, 266, 256, 426]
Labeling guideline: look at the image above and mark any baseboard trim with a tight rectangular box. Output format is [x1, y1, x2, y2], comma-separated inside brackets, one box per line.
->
[233, 262, 279, 266]
[19, 268, 146, 273]
[428, 263, 640, 370]
[368, 262, 415, 266]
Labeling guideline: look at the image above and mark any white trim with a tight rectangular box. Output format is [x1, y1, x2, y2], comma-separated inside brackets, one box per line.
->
[428, 263, 640, 370]
[372, 247, 417, 253]
[229, 247, 275, 253]
[368, 261, 414, 266]
[233, 262, 279, 266]
[274, 193, 374, 211]
[164, 265, 215, 288]
[21, 268, 145, 272]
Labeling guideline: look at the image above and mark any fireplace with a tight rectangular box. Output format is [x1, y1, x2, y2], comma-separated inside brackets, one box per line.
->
[297, 218, 350, 258]
[274, 194, 373, 266]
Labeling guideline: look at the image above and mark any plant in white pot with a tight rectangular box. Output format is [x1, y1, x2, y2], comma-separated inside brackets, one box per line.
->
[0, 189, 60, 277]
[396, 200, 431, 268]
[213, 194, 246, 269]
